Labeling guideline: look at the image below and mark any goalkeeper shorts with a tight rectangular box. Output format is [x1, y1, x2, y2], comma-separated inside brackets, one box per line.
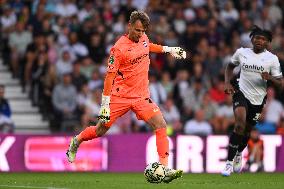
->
[104, 95, 161, 127]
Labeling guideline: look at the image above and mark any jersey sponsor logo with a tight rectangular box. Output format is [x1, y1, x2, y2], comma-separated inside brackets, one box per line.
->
[130, 53, 149, 65]
[109, 55, 114, 64]
[242, 63, 264, 73]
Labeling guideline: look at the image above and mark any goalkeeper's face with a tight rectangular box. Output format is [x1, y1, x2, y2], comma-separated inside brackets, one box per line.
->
[128, 20, 146, 43]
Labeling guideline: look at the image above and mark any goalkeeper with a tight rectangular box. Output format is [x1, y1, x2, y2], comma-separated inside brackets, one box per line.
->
[67, 10, 186, 183]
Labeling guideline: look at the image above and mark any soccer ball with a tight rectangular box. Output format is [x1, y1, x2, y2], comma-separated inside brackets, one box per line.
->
[144, 162, 166, 183]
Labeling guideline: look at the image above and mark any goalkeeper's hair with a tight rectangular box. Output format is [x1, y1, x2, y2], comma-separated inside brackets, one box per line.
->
[249, 25, 272, 42]
[129, 11, 150, 30]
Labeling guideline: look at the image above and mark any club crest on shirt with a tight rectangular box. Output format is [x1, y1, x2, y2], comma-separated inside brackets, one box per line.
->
[109, 55, 114, 64]
[143, 41, 147, 47]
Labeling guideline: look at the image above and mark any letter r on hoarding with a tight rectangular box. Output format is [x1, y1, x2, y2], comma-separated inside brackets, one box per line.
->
[176, 136, 204, 173]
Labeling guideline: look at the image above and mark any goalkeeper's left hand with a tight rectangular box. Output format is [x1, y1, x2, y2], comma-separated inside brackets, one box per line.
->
[98, 95, 110, 123]
[163, 46, 186, 59]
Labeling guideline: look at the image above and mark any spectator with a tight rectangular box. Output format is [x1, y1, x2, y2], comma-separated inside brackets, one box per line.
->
[215, 94, 235, 134]
[0, 85, 14, 133]
[1, 5, 17, 34]
[209, 75, 226, 104]
[24, 33, 47, 91]
[160, 71, 174, 97]
[149, 72, 167, 106]
[154, 15, 170, 37]
[160, 97, 182, 135]
[71, 60, 88, 92]
[52, 73, 78, 131]
[88, 33, 106, 64]
[190, 57, 210, 90]
[88, 69, 103, 91]
[205, 45, 223, 80]
[276, 116, 284, 135]
[8, 21, 32, 77]
[266, 0, 283, 26]
[83, 88, 101, 124]
[55, 49, 73, 77]
[55, 0, 78, 18]
[173, 69, 190, 110]
[42, 64, 58, 120]
[77, 1, 95, 23]
[254, 6, 273, 30]
[77, 83, 90, 112]
[245, 129, 264, 172]
[219, 0, 239, 29]
[183, 78, 206, 115]
[193, 92, 219, 133]
[184, 108, 213, 136]
[256, 87, 283, 134]
[67, 31, 89, 59]
[80, 56, 95, 80]
[30, 49, 49, 106]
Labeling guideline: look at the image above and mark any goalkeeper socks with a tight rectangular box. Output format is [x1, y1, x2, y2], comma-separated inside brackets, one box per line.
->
[237, 135, 250, 153]
[155, 128, 169, 167]
[227, 132, 243, 161]
[77, 126, 98, 143]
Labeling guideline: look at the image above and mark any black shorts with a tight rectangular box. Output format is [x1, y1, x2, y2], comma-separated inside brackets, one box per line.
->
[232, 91, 266, 126]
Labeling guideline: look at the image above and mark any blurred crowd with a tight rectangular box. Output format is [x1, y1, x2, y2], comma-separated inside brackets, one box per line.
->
[1, 0, 284, 135]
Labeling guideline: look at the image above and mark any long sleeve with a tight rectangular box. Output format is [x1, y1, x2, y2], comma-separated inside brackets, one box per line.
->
[149, 43, 163, 53]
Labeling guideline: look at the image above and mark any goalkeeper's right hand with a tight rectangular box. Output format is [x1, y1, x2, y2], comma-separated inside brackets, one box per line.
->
[98, 95, 110, 123]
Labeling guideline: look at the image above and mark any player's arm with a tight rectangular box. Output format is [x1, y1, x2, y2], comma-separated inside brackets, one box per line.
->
[149, 43, 186, 59]
[99, 48, 122, 123]
[261, 73, 284, 90]
[261, 57, 284, 90]
[225, 48, 241, 94]
[224, 63, 238, 94]
[102, 72, 116, 96]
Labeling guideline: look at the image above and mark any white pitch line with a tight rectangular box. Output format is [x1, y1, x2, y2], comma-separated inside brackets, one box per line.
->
[0, 185, 68, 189]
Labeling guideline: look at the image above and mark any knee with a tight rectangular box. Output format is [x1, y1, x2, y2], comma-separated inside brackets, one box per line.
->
[96, 132, 104, 137]
[234, 117, 246, 134]
[95, 124, 109, 137]
[153, 121, 167, 130]
[234, 124, 245, 135]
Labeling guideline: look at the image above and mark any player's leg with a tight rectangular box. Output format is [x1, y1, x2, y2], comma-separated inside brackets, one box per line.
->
[66, 121, 110, 162]
[67, 95, 131, 163]
[133, 98, 182, 183]
[146, 114, 183, 183]
[234, 101, 265, 172]
[232, 124, 252, 173]
[222, 92, 248, 176]
[222, 106, 247, 176]
[146, 113, 169, 166]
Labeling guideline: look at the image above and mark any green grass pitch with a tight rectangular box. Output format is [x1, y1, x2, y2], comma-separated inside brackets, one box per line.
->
[0, 172, 284, 189]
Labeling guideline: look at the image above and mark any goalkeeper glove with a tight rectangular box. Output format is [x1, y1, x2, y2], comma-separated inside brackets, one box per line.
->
[98, 95, 110, 123]
[163, 46, 186, 59]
